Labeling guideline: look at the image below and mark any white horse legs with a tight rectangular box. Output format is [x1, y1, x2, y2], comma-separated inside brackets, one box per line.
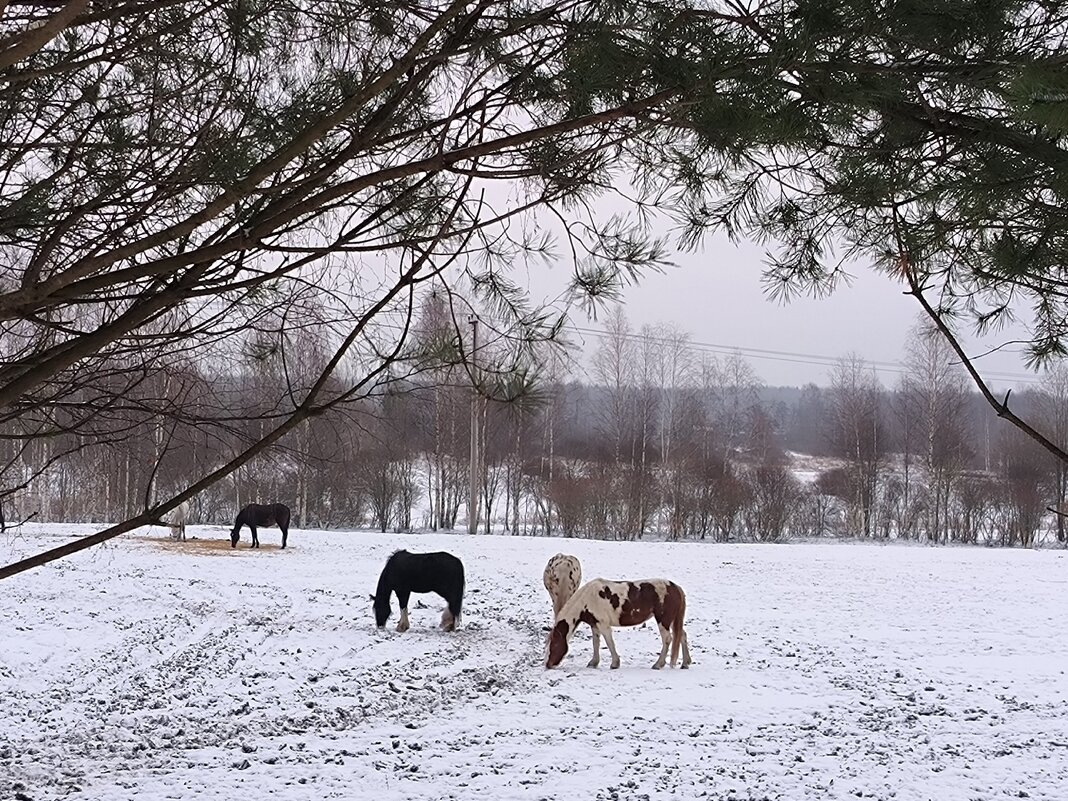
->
[600, 627, 621, 669]
[653, 623, 671, 669]
[395, 605, 460, 633]
[586, 623, 689, 670]
[587, 625, 620, 668]
[586, 626, 622, 669]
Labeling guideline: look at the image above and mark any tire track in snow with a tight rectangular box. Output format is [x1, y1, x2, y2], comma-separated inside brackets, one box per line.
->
[2, 566, 551, 798]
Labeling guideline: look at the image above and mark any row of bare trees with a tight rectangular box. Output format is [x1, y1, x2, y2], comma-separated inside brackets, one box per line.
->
[818, 318, 1066, 546]
[3, 304, 1065, 547]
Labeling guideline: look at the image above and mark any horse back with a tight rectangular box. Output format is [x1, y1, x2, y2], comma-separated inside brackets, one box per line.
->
[589, 579, 683, 629]
[389, 550, 464, 594]
[240, 502, 290, 527]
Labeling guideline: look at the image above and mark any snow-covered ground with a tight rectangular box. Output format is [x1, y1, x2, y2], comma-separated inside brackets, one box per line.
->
[2, 524, 1067, 800]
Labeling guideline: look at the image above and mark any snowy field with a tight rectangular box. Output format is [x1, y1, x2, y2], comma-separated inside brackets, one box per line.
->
[2, 525, 1067, 801]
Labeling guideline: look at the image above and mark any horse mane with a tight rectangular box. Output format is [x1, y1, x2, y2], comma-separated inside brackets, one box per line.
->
[375, 550, 408, 599]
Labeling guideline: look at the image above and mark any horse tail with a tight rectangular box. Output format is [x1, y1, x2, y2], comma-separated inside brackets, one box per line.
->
[457, 559, 466, 617]
[450, 557, 465, 624]
[670, 585, 686, 667]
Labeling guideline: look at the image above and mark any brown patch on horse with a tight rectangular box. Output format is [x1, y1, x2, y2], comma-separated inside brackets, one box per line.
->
[663, 582, 687, 666]
[660, 582, 684, 627]
[578, 609, 598, 628]
[618, 581, 660, 627]
[598, 585, 620, 609]
[546, 619, 571, 667]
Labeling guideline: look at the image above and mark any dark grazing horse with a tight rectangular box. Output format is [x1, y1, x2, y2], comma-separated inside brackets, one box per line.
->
[230, 502, 291, 549]
[371, 550, 465, 632]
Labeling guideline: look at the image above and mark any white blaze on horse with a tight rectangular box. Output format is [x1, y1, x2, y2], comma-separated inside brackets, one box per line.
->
[543, 553, 582, 618]
[545, 578, 692, 670]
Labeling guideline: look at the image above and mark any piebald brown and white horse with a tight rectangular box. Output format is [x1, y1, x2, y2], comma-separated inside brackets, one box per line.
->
[546, 578, 692, 670]
[543, 553, 582, 618]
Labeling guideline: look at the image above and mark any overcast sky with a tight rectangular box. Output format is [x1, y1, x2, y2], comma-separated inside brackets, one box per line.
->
[525, 231, 1042, 391]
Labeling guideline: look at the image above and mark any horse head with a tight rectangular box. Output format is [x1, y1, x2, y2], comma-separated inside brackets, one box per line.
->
[545, 619, 571, 668]
[370, 593, 391, 628]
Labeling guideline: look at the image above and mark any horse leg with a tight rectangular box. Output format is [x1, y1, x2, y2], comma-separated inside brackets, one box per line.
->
[250, 524, 258, 548]
[181, 522, 186, 542]
[652, 622, 671, 670]
[587, 627, 601, 668]
[280, 522, 288, 549]
[442, 591, 462, 631]
[396, 590, 411, 632]
[600, 626, 621, 669]
[680, 629, 692, 669]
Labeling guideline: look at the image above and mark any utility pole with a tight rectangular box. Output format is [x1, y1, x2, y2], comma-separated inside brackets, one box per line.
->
[468, 316, 479, 535]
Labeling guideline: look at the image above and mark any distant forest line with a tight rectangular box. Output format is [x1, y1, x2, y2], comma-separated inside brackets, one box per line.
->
[3, 342, 1064, 550]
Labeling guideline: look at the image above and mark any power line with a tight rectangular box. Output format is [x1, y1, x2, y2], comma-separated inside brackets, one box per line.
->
[564, 323, 1044, 386]
[332, 294, 1044, 386]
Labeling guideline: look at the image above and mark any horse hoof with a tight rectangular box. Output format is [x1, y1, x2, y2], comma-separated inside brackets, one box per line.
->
[681, 663, 690, 670]
[610, 661, 621, 670]
[651, 663, 664, 670]
[587, 660, 599, 669]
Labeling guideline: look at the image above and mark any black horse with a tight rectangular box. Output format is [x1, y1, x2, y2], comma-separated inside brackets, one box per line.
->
[371, 550, 465, 632]
[230, 502, 291, 549]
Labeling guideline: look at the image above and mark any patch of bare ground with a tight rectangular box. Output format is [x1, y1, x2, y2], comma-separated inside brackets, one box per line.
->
[129, 534, 288, 555]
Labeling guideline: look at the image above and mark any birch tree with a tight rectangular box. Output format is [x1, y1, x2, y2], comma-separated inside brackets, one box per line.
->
[1037, 365, 1068, 542]
[901, 319, 971, 543]
[828, 355, 884, 538]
